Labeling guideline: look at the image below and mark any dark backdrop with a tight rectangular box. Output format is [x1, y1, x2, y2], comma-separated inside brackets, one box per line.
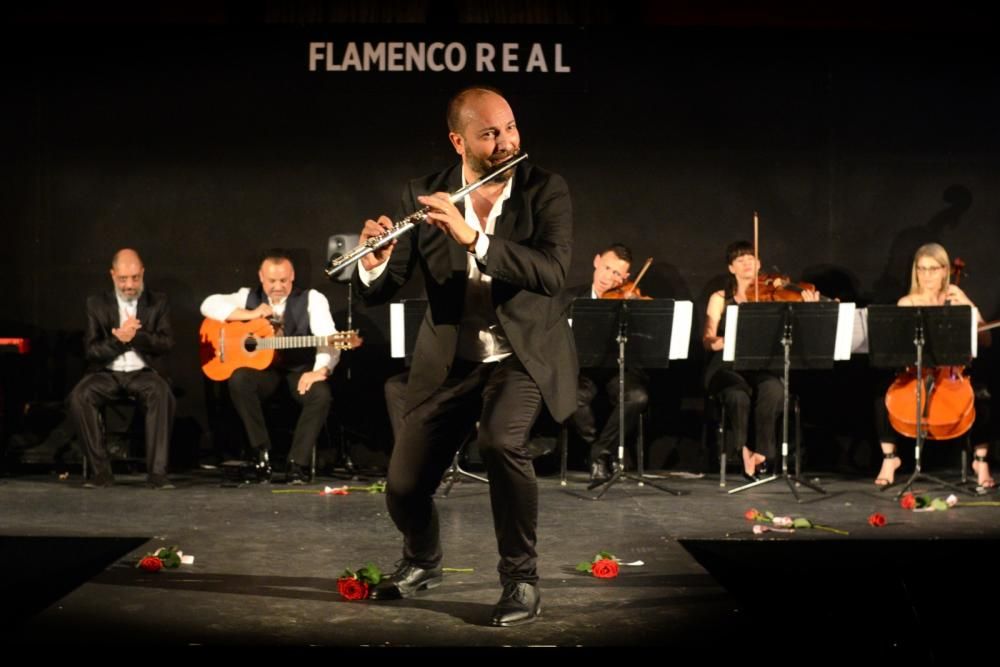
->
[3, 18, 998, 470]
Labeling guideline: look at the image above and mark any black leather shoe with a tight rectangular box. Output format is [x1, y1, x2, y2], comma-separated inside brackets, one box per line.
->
[255, 449, 272, 483]
[370, 562, 444, 600]
[285, 462, 309, 485]
[147, 474, 175, 490]
[587, 458, 611, 489]
[83, 471, 115, 489]
[490, 582, 541, 627]
[741, 470, 760, 483]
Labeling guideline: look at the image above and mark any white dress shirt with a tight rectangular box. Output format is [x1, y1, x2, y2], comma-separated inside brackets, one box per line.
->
[359, 171, 514, 363]
[107, 294, 147, 372]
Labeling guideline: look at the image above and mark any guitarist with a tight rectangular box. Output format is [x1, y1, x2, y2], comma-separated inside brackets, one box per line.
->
[200, 249, 339, 484]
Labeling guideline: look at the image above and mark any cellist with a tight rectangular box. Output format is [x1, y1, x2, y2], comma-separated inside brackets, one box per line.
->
[703, 240, 819, 481]
[873, 243, 994, 489]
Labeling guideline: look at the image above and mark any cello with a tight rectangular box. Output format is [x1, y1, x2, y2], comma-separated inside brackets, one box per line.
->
[883, 257, 976, 440]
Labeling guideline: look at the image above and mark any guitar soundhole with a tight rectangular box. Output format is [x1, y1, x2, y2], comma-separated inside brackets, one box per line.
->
[244, 337, 258, 352]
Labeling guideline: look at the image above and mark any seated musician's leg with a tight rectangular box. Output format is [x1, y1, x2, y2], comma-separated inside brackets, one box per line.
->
[752, 373, 783, 471]
[229, 367, 281, 480]
[124, 369, 175, 487]
[873, 390, 901, 486]
[285, 370, 332, 482]
[68, 372, 121, 486]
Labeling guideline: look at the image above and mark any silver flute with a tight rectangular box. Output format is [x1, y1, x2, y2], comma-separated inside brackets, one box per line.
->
[325, 152, 528, 277]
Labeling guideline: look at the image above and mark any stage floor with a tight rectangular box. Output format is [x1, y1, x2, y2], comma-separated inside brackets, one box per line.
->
[1, 467, 998, 657]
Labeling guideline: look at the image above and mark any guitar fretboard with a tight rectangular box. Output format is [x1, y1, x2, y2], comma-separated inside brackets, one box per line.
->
[256, 335, 331, 350]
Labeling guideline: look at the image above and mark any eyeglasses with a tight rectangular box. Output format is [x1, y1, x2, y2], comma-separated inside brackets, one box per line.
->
[915, 265, 944, 274]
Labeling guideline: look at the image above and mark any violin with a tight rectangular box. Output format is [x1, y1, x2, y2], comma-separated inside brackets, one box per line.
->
[602, 282, 652, 300]
[884, 255, 976, 440]
[602, 257, 654, 300]
[750, 272, 825, 303]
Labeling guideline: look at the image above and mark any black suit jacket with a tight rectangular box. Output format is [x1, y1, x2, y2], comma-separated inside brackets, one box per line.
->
[557, 283, 592, 313]
[84, 290, 174, 375]
[356, 160, 578, 422]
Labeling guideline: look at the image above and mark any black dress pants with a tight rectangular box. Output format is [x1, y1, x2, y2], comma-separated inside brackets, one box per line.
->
[708, 369, 783, 460]
[569, 368, 649, 464]
[228, 367, 331, 465]
[68, 369, 174, 477]
[384, 370, 409, 444]
[387, 355, 543, 585]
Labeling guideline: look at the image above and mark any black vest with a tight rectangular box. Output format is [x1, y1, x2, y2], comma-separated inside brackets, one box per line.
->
[245, 287, 315, 372]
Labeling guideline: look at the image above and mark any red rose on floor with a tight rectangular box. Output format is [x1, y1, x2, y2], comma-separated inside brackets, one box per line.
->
[138, 556, 163, 573]
[337, 576, 370, 600]
[591, 558, 619, 579]
[900, 493, 916, 510]
[867, 512, 887, 527]
[744, 509, 760, 521]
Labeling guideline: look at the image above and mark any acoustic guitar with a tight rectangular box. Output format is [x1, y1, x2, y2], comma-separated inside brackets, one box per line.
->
[199, 318, 362, 381]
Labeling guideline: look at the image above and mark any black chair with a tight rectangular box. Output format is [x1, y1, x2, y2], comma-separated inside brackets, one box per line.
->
[81, 397, 146, 480]
[439, 424, 489, 497]
[702, 393, 801, 488]
[208, 379, 326, 484]
[261, 393, 325, 483]
[557, 411, 648, 486]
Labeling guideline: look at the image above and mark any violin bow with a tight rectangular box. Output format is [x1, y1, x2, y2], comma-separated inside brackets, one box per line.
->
[753, 211, 760, 302]
[950, 257, 995, 331]
[980, 321, 1000, 332]
[630, 257, 654, 293]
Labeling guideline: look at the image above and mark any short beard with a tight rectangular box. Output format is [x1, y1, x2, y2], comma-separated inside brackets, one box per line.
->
[116, 286, 143, 301]
[468, 149, 519, 180]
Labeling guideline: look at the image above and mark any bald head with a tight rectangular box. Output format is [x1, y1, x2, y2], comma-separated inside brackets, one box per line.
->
[447, 86, 506, 134]
[110, 248, 145, 300]
[112, 248, 142, 270]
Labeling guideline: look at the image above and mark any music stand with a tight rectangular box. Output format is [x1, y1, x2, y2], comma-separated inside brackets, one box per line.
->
[389, 299, 487, 492]
[725, 301, 854, 500]
[867, 305, 977, 498]
[570, 298, 692, 498]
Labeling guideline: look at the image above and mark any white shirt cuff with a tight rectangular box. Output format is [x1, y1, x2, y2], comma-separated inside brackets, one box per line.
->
[473, 232, 490, 261]
[358, 261, 387, 286]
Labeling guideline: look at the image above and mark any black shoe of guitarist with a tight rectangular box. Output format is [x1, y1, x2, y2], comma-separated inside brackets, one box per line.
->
[255, 448, 272, 483]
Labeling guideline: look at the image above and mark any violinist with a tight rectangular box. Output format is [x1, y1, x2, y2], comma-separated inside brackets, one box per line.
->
[563, 243, 650, 489]
[874, 243, 994, 489]
[702, 241, 819, 481]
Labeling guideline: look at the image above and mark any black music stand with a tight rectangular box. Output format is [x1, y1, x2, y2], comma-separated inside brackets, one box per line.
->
[389, 299, 487, 492]
[726, 302, 844, 500]
[867, 305, 976, 499]
[570, 299, 688, 498]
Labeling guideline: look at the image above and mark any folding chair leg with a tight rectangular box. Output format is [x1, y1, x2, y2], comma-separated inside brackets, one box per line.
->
[559, 427, 569, 486]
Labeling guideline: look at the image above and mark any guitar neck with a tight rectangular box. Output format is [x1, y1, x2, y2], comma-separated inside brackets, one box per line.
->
[256, 335, 333, 350]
